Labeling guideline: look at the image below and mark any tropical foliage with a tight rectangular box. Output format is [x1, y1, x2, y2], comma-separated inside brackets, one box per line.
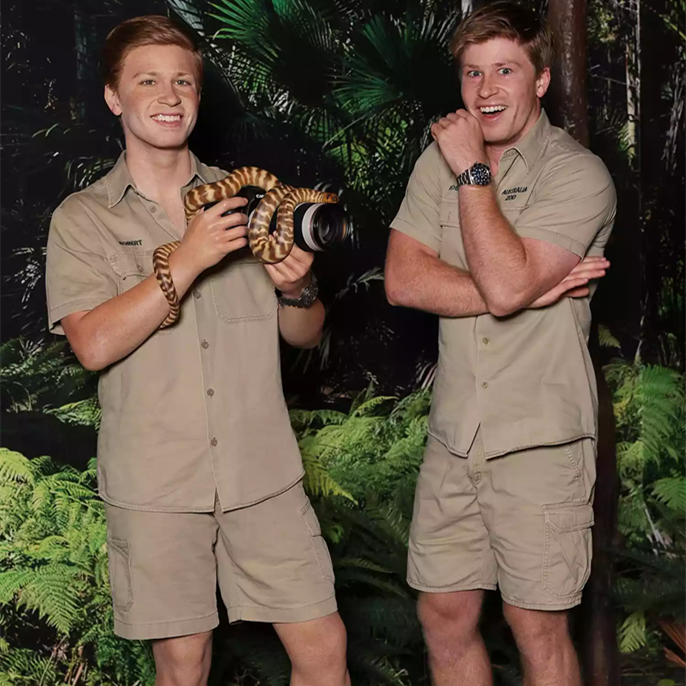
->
[1, 0, 684, 683]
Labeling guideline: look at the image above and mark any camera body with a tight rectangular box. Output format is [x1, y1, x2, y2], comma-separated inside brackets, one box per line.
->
[208, 185, 352, 254]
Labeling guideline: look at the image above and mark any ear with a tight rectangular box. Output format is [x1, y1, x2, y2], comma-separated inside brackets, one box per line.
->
[104, 84, 122, 116]
[535, 67, 551, 99]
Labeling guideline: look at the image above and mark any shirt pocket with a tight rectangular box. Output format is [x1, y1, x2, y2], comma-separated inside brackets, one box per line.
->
[109, 249, 155, 294]
[206, 253, 277, 323]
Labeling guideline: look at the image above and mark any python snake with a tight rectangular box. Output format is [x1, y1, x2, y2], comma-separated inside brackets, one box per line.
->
[152, 166, 338, 328]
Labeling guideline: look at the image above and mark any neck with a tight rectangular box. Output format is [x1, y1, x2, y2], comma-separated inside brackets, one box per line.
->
[484, 104, 542, 175]
[124, 140, 193, 201]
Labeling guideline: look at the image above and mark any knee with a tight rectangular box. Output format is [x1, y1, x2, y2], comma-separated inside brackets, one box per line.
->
[503, 603, 570, 656]
[417, 592, 482, 643]
[153, 632, 212, 686]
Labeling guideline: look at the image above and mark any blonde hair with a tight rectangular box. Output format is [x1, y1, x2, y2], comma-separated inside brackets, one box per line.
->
[451, 1, 555, 74]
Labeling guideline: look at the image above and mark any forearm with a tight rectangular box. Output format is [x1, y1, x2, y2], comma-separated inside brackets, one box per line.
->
[386, 249, 489, 317]
[65, 248, 201, 370]
[278, 299, 325, 348]
[458, 185, 536, 313]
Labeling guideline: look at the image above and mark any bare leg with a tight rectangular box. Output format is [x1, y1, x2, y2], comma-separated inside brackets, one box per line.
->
[503, 603, 582, 686]
[152, 631, 213, 686]
[273, 612, 350, 686]
[418, 590, 492, 686]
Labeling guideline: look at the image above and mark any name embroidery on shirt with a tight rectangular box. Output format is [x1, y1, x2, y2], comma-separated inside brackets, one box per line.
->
[118, 240, 143, 246]
[501, 186, 528, 201]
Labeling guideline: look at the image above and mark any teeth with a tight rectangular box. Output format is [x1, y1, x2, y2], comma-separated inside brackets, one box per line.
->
[480, 106, 507, 114]
[153, 115, 181, 122]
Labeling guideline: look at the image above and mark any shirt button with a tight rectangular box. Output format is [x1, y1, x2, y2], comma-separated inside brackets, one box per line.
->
[207, 388, 214, 397]
[210, 437, 218, 447]
[481, 382, 489, 389]
[482, 337, 489, 345]
[193, 290, 201, 299]
[150, 206, 157, 213]
[201, 340, 209, 349]
[137, 264, 144, 273]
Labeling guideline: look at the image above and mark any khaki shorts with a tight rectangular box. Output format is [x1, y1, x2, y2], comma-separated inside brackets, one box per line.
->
[105, 480, 337, 640]
[408, 430, 596, 611]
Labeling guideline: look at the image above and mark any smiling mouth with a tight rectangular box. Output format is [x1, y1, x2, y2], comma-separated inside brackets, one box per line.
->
[152, 114, 182, 122]
[479, 105, 507, 114]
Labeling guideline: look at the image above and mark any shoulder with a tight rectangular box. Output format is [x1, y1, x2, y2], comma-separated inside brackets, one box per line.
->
[542, 127, 614, 190]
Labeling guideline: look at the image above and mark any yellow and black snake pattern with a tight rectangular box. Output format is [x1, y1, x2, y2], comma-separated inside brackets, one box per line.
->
[152, 166, 338, 328]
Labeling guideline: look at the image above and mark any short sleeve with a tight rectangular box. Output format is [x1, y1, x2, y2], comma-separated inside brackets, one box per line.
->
[390, 142, 444, 253]
[514, 152, 616, 258]
[46, 198, 118, 335]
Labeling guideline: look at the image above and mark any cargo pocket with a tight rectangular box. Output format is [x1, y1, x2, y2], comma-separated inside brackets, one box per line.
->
[107, 537, 134, 612]
[542, 502, 594, 600]
[299, 501, 335, 584]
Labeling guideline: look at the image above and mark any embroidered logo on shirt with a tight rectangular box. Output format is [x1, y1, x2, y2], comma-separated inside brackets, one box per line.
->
[118, 240, 143, 246]
[501, 186, 528, 201]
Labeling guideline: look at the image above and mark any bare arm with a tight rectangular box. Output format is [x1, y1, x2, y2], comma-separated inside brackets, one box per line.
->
[61, 197, 249, 371]
[458, 185, 580, 316]
[264, 245, 324, 349]
[385, 229, 609, 317]
[385, 230, 489, 316]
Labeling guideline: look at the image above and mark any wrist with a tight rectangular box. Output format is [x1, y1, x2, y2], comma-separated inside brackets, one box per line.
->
[279, 273, 311, 299]
[168, 245, 202, 286]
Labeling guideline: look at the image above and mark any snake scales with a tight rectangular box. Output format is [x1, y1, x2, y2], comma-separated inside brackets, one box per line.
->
[152, 167, 339, 328]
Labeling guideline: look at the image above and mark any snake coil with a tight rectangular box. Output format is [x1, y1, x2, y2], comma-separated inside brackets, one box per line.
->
[152, 167, 338, 328]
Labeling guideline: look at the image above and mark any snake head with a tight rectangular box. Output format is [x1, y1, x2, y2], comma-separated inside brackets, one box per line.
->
[321, 192, 339, 203]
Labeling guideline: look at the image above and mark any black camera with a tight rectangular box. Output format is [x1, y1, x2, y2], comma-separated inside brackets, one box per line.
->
[207, 185, 352, 254]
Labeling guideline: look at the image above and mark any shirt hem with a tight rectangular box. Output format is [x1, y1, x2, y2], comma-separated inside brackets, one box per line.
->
[98, 469, 306, 514]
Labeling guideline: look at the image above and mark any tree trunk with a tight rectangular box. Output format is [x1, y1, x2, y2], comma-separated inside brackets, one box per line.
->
[547, 2, 620, 685]
[547, 0, 589, 147]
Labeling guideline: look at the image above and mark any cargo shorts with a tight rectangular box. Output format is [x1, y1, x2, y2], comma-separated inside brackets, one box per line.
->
[408, 430, 596, 610]
[104, 480, 337, 640]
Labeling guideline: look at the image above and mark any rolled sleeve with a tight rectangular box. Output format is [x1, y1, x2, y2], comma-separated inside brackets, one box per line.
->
[46, 199, 118, 335]
[514, 153, 616, 258]
[390, 142, 444, 253]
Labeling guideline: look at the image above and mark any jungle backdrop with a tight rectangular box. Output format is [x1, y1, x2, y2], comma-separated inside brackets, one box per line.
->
[1, 0, 684, 684]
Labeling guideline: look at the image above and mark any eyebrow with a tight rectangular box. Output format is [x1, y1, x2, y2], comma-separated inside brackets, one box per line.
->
[462, 61, 522, 69]
[132, 71, 195, 78]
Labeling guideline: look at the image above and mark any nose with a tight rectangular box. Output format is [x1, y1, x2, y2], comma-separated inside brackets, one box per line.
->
[159, 81, 182, 106]
[478, 74, 497, 99]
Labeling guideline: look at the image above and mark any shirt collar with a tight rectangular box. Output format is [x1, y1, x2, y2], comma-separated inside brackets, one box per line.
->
[501, 108, 552, 171]
[106, 150, 212, 208]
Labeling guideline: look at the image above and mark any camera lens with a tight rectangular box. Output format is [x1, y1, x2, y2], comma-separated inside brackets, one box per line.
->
[292, 203, 351, 253]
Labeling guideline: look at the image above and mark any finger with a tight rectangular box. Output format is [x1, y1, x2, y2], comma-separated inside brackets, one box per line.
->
[223, 225, 248, 241]
[203, 196, 248, 217]
[215, 213, 249, 230]
[567, 287, 590, 298]
[285, 245, 314, 267]
[560, 277, 590, 292]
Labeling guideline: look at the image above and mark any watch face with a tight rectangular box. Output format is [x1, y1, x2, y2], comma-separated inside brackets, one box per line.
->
[471, 162, 491, 186]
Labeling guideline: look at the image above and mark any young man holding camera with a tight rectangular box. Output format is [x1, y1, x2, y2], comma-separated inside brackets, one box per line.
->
[45, 15, 348, 686]
[385, 3, 616, 685]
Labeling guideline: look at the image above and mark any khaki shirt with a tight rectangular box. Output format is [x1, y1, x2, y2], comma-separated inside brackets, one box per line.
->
[46, 151, 304, 512]
[391, 110, 616, 459]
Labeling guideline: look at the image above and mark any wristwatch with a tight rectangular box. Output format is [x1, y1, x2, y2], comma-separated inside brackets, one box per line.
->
[278, 272, 319, 308]
[455, 162, 492, 187]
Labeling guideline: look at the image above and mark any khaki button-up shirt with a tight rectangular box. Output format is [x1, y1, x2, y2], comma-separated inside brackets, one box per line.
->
[391, 110, 616, 459]
[46, 151, 304, 512]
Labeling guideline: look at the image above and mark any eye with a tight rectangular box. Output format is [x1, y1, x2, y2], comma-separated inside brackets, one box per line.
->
[140, 79, 155, 86]
[499, 67, 512, 75]
[176, 79, 192, 86]
[466, 70, 481, 78]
